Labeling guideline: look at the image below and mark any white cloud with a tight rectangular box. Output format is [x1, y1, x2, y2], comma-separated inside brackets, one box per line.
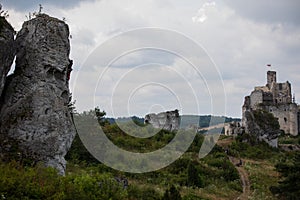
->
[5, 0, 300, 117]
[192, 1, 216, 23]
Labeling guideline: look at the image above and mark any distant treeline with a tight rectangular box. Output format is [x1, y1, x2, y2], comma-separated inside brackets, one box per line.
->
[104, 115, 240, 128]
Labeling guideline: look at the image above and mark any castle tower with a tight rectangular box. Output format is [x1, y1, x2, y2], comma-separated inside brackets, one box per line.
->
[267, 71, 277, 86]
[267, 71, 277, 103]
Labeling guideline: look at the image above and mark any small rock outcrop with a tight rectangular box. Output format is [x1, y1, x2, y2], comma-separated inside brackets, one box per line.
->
[0, 17, 15, 96]
[144, 109, 180, 131]
[0, 14, 75, 175]
[224, 121, 245, 136]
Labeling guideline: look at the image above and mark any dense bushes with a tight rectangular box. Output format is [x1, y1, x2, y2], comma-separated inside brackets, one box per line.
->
[162, 185, 182, 200]
[1, 111, 245, 199]
[0, 161, 127, 200]
[271, 152, 300, 200]
[229, 135, 278, 159]
[187, 161, 204, 188]
[253, 109, 280, 131]
[127, 185, 161, 200]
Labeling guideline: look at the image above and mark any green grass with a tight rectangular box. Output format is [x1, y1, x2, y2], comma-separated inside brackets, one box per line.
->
[278, 135, 300, 145]
[244, 161, 279, 200]
[0, 134, 243, 200]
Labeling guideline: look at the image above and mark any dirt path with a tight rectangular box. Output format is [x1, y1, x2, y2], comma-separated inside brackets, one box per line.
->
[228, 156, 251, 200]
[217, 137, 251, 199]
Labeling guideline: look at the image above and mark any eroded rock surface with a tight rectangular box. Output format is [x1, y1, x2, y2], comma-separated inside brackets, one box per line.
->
[144, 109, 180, 131]
[0, 14, 75, 175]
[0, 17, 15, 96]
[243, 109, 281, 148]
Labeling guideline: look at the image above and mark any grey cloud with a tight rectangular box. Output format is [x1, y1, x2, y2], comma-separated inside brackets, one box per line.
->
[1, 0, 96, 11]
[111, 49, 176, 68]
[223, 0, 300, 25]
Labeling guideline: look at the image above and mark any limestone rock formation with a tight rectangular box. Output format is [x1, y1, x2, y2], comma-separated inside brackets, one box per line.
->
[224, 121, 245, 136]
[0, 17, 15, 96]
[242, 109, 281, 148]
[0, 14, 75, 175]
[144, 109, 180, 131]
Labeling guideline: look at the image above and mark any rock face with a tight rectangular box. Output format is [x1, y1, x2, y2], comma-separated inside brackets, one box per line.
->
[0, 14, 75, 175]
[144, 109, 180, 131]
[0, 17, 15, 96]
[242, 109, 281, 148]
[224, 121, 245, 136]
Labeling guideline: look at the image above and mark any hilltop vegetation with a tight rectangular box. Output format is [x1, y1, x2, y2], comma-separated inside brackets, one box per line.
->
[1, 110, 299, 199]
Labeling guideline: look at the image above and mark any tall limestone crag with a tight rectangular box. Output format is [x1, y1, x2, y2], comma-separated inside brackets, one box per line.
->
[0, 14, 75, 175]
[242, 71, 300, 147]
[0, 16, 15, 96]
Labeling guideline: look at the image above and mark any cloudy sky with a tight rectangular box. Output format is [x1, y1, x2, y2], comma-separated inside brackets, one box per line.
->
[2, 0, 300, 118]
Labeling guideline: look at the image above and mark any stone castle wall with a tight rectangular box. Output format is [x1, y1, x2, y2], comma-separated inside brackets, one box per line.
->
[263, 104, 298, 136]
[243, 71, 299, 136]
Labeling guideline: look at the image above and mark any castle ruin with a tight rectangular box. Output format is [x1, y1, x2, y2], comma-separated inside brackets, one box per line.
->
[242, 71, 299, 136]
[144, 109, 180, 132]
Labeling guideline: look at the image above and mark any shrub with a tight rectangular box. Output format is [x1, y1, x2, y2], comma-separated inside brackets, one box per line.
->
[187, 161, 204, 188]
[127, 185, 161, 200]
[0, 161, 127, 200]
[162, 185, 181, 200]
[271, 152, 300, 199]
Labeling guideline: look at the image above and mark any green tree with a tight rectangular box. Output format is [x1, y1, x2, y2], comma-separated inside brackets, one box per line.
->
[271, 152, 300, 199]
[95, 107, 109, 126]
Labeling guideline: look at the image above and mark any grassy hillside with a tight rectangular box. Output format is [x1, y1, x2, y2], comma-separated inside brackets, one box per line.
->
[1, 111, 298, 199]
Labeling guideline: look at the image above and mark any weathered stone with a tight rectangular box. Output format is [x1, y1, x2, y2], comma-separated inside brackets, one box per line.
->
[242, 109, 280, 148]
[0, 14, 75, 175]
[243, 71, 299, 136]
[145, 109, 180, 131]
[0, 17, 15, 96]
[224, 121, 244, 136]
[241, 71, 300, 147]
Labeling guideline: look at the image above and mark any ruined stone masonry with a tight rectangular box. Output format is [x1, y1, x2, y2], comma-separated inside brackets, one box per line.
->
[225, 71, 299, 147]
[236, 70, 299, 147]
[242, 71, 299, 136]
[224, 121, 244, 136]
[0, 14, 75, 175]
[144, 109, 180, 132]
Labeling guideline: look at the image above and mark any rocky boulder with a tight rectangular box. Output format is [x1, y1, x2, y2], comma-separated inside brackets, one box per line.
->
[144, 109, 180, 131]
[0, 14, 75, 175]
[243, 109, 281, 147]
[0, 16, 15, 96]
